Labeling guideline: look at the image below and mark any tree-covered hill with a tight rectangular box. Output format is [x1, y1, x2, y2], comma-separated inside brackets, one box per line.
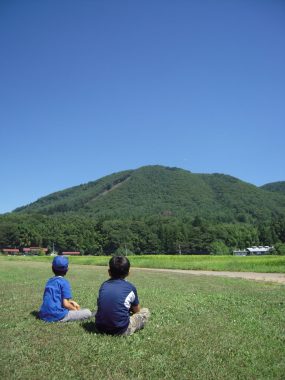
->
[2, 166, 285, 254]
[13, 165, 285, 223]
[260, 181, 285, 194]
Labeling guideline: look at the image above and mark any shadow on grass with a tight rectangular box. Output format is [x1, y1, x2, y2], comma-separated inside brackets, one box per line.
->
[81, 321, 98, 334]
[30, 310, 40, 319]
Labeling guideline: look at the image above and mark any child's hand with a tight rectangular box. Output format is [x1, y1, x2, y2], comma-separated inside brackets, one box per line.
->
[70, 301, 80, 310]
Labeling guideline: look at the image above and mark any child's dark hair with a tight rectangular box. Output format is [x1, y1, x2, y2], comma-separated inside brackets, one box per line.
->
[109, 256, 130, 279]
[52, 267, 68, 276]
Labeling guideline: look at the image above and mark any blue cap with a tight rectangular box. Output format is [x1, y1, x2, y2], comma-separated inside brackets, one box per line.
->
[52, 256, 69, 271]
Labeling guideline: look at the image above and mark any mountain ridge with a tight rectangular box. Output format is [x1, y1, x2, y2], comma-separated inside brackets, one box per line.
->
[13, 165, 285, 223]
[260, 181, 285, 194]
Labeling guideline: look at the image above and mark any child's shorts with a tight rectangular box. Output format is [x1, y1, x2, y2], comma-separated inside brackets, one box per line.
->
[122, 308, 150, 336]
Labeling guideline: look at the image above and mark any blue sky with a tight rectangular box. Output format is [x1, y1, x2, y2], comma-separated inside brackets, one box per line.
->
[0, 0, 284, 214]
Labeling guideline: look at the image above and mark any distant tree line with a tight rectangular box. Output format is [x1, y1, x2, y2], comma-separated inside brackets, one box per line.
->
[0, 213, 285, 255]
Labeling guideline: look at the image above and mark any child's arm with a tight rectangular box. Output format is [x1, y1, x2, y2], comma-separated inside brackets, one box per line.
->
[63, 299, 80, 311]
[131, 304, 141, 314]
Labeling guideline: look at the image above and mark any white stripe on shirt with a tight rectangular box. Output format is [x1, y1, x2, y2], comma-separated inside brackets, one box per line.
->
[124, 291, 135, 309]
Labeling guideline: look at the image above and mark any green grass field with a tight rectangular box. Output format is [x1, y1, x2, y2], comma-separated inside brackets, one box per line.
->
[1, 254, 285, 273]
[0, 258, 284, 379]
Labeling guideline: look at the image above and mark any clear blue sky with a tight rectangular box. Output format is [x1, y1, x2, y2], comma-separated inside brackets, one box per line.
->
[1, 0, 284, 214]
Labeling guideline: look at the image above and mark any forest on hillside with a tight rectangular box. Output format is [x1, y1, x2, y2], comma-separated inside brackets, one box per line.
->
[12, 167, 285, 224]
[1, 213, 285, 255]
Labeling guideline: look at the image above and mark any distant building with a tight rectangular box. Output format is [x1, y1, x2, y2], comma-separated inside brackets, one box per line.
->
[2, 248, 20, 254]
[23, 247, 48, 254]
[233, 250, 248, 256]
[246, 246, 273, 255]
[61, 251, 81, 256]
[233, 246, 273, 256]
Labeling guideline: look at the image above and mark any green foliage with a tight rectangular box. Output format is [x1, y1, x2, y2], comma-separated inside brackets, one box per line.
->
[38, 248, 46, 256]
[0, 212, 284, 255]
[114, 247, 134, 256]
[209, 241, 230, 255]
[274, 243, 285, 255]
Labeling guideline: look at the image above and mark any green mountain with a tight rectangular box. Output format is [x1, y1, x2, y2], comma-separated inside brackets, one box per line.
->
[260, 181, 285, 194]
[14, 165, 285, 223]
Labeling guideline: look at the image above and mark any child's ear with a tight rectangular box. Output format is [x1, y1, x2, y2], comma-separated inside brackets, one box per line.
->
[108, 269, 111, 276]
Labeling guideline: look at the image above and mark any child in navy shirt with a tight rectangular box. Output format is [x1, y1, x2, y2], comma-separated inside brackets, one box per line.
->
[39, 256, 92, 322]
[95, 255, 150, 335]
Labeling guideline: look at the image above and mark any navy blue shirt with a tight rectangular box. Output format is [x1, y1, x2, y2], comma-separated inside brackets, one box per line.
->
[39, 276, 72, 322]
[95, 278, 139, 335]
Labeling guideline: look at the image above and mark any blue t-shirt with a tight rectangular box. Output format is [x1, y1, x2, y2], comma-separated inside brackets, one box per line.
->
[39, 276, 72, 322]
[95, 278, 139, 335]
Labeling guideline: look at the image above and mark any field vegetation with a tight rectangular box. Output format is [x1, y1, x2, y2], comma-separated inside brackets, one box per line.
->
[2, 254, 285, 273]
[0, 258, 284, 380]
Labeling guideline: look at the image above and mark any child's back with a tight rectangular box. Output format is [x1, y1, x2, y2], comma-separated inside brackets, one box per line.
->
[39, 274, 72, 322]
[95, 277, 139, 334]
[95, 256, 150, 335]
[39, 256, 92, 323]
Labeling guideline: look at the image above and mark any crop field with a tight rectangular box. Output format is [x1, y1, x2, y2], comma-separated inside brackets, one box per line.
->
[0, 258, 284, 379]
[2, 254, 285, 273]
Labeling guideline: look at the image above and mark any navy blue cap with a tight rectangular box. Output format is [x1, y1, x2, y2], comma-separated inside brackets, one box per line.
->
[52, 256, 69, 271]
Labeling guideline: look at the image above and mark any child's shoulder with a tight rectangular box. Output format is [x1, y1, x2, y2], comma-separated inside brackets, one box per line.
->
[47, 276, 70, 285]
[126, 280, 137, 290]
[119, 278, 138, 291]
[103, 278, 136, 288]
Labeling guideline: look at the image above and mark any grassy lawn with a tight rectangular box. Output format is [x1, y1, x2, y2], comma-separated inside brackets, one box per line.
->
[0, 258, 284, 380]
[1, 254, 285, 273]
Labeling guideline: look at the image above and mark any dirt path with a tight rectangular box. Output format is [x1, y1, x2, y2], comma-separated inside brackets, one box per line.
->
[132, 267, 285, 284]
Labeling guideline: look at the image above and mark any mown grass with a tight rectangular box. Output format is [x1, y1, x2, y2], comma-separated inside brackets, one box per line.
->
[1, 254, 285, 273]
[0, 258, 284, 380]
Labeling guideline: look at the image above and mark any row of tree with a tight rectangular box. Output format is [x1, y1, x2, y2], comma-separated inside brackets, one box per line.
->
[1, 213, 285, 255]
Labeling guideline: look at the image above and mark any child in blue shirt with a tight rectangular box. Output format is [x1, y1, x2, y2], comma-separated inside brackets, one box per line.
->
[39, 256, 92, 322]
[95, 255, 150, 335]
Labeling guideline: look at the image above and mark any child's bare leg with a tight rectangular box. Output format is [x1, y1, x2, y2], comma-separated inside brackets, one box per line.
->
[123, 308, 150, 335]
